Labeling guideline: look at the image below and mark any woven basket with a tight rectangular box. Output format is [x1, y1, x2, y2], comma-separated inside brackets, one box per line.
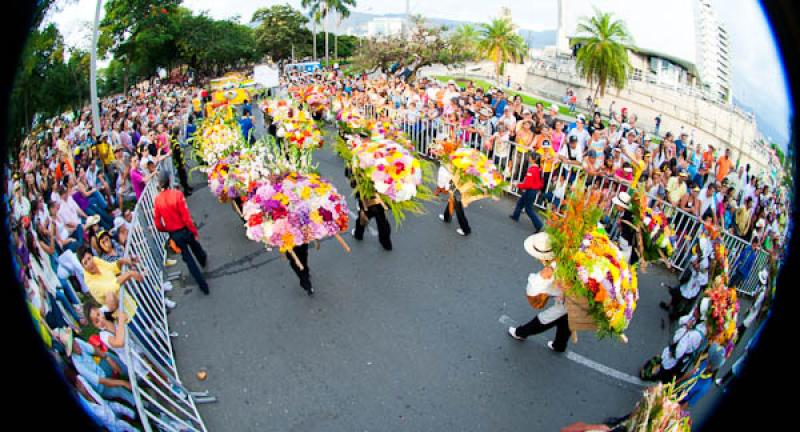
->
[565, 295, 597, 332]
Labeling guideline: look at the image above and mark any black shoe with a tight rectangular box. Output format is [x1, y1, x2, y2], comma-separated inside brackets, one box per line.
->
[509, 215, 519, 222]
[659, 302, 669, 311]
[306, 287, 314, 296]
[200, 286, 210, 295]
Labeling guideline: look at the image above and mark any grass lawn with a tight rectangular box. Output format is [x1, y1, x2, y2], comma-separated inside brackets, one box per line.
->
[435, 75, 576, 116]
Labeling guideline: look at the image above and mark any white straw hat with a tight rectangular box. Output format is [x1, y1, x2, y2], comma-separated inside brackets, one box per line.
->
[759, 269, 768, 285]
[524, 232, 554, 261]
[612, 191, 631, 209]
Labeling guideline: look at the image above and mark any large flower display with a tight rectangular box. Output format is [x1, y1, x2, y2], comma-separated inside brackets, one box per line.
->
[242, 173, 349, 252]
[194, 119, 244, 167]
[546, 184, 638, 340]
[624, 382, 691, 432]
[630, 184, 676, 266]
[289, 84, 329, 112]
[207, 147, 273, 203]
[350, 138, 423, 203]
[262, 99, 293, 123]
[447, 148, 506, 197]
[703, 277, 739, 356]
[336, 106, 367, 134]
[572, 227, 639, 335]
[281, 119, 324, 150]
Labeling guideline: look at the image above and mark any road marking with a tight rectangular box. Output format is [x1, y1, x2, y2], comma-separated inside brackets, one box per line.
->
[348, 210, 378, 236]
[499, 315, 646, 388]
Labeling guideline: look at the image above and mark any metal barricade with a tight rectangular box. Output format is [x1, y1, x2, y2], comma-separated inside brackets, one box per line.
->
[347, 98, 769, 295]
[118, 177, 213, 432]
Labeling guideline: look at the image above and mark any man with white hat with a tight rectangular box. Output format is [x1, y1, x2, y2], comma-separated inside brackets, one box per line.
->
[507, 232, 572, 352]
[641, 300, 708, 382]
[612, 191, 640, 265]
[660, 226, 713, 320]
[544, 104, 559, 129]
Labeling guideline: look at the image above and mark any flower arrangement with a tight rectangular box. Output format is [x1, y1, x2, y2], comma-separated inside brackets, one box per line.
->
[630, 185, 676, 266]
[242, 172, 349, 252]
[350, 138, 423, 203]
[367, 120, 413, 150]
[334, 134, 434, 225]
[193, 118, 244, 167]
[641, 208, 675, 257]
[336, 107, 367, 134]
[280, 118, 324, 150]
[572, 226, 639, 336]
[289, 85, 329, 112]
[208, 146, 274, 203]
[624, 382, 692, 432]
[546, 183, 637, 340]
[262, 99, 293, 123]
[703, 277, 739, 356]
[446, 148, 506, 197]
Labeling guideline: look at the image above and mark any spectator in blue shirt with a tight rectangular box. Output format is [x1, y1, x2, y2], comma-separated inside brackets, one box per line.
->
[493, 91, 507, 119]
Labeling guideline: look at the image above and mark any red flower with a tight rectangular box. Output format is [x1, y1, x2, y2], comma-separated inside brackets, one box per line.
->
[248, 213, 263, 227]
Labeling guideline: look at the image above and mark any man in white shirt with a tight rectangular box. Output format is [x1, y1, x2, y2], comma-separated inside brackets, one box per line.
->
[567, 117, 590, 151]
[559, 135, 584, 164]
[57, 185, 86, 228]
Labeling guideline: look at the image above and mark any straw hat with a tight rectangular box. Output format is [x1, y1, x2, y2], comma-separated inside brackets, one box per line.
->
[612, 191, 631, 209]
[524, 232, 554, 261]
[84, 214, 101, 229]
[479, 107, 493, 117]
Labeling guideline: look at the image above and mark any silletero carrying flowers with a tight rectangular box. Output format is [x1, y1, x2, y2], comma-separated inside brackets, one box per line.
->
[545, 185, 639, 341]
[701, 277, 739, 356]
[242, 172, 350, 253]
[445, 148, 506, 203]
[336, 135, 434, 225]
[193, 111, 244, 167]
[630, 185, 676, 266]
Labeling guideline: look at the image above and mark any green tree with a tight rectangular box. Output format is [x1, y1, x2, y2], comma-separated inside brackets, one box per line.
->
[477, 17, 527, 81]
[449, 24, 481, 62]
[572, 10, 633, 100]
[252, 4, 313, 61]
[301, 0, 356, 64]
[353, 16, 471, 82]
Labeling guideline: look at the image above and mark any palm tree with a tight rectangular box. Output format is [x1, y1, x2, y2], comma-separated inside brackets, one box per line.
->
[572, 10, 632, 101]
[302, 0, 356, 66]
[477, 17, 527, 82]
[451, 24, 481, 61]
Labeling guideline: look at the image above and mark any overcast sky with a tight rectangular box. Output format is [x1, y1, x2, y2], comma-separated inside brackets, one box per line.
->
[47, 0, 791, 146]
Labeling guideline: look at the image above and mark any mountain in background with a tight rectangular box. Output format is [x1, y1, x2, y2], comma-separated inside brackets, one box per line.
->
[733, 96, 790, 148]
[333, 12, 555, 49]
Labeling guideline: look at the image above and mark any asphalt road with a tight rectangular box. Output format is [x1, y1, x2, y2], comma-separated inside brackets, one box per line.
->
[164, 112, 744, 431]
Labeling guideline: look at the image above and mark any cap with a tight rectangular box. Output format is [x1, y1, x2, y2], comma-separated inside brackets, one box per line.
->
[522, 108, 532, 115]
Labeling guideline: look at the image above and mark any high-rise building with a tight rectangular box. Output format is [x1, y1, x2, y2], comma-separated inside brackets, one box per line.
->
[695, 0, 732, 102]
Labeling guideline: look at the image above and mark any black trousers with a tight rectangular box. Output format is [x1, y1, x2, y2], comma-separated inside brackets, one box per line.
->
[354, 204, 393, 250]
[516, 314, 571, 352]
[168, 228, 208, 294]
[285, 243, 311, 290]
[442, 196, 471, 235]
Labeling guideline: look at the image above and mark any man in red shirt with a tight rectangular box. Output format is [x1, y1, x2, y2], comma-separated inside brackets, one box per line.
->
[510, 152, 544, 232]
[153, 172, 209, 294]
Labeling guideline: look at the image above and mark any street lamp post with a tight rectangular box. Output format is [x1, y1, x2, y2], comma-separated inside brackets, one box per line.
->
[90, 0, 103, 137]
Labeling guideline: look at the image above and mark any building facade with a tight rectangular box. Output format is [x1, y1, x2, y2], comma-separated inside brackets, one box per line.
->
[367, 18, 405, 38]
[695, 0, 732, 102]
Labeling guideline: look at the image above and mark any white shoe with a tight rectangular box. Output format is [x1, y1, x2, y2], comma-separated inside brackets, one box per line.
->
[165, 258, 178, 267]
[162, 281, 173, 292]
[351, 228, 356, 236]
[547, 341, 559, 352]
[164, 298, 177, 309]
[438, 214, 445, 222]
[456, 228, 466, 236]
[507, 327, 524, 341]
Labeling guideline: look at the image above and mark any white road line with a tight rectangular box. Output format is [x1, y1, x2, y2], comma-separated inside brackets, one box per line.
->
[348, 211, 378, 236]
[499, 315, 646, 388]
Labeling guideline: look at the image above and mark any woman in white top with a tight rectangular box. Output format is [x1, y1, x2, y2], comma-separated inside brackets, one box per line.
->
[507, 233, 572, 352]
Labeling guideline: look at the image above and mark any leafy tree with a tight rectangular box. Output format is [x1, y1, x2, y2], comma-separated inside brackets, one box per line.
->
[252, 4, 313, 61]
[352, 16, 471, 82]
[301, 0, 356, 64]
[572, 10, 632, 100]
[477, 17, 526, 81]
[449, 24, 481, 62]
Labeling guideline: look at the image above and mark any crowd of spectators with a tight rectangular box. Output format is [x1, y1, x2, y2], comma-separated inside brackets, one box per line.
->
[5, 76, 197, 431]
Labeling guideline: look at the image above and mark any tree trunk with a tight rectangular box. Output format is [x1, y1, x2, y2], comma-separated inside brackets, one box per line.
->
[324, 13, 330, 67]
[312, 20, 317, 61]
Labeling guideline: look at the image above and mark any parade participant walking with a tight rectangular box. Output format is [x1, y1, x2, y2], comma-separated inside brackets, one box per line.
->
[660, 221, 713, 319]
[640, 299, 708, 383]
[352, 192, 393, 251]
[439, 168, 471, 237]
[507, 233, 572, 352]
[153, 171, 209, 295]
[286, 243, 313, 296]
[509, 152, 544, 232]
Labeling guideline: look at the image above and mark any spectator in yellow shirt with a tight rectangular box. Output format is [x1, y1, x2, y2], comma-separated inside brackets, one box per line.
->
[667, 171, 689, 206]
[78, 246, 142, 308]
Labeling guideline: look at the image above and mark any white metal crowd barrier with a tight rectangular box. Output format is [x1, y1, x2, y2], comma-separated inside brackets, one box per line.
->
[117, 176, 213, 432]
[349, 101, 770, 296]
